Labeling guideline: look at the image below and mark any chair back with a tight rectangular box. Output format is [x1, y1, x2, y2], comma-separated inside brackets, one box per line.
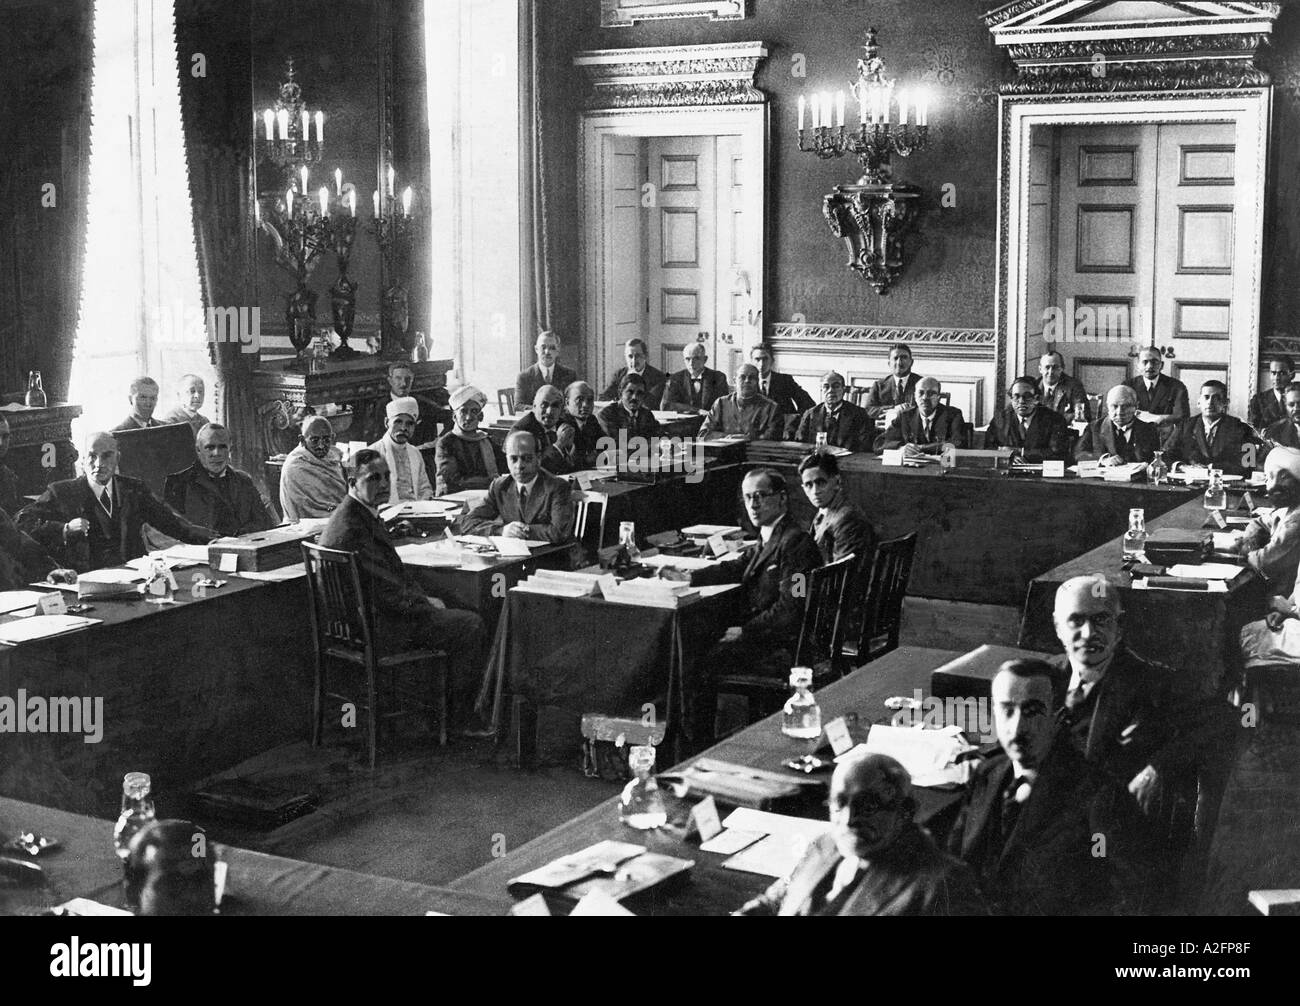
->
[793, 554, 856, 673]
[847, 384, 869, 408]
[301, 542, 375, 659]
[852, 531, 918, 663]
[497, 388, 517, 416]
[938, 391, 952, 408]
[573, 491, 608, 555]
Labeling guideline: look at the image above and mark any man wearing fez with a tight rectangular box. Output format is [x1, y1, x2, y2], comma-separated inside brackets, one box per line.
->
[320, 449, 486, 721]
[984, 377, 1071, 462]
[164, 423, 275, 536]
[794, 371, 873, 453]
[280, 415, 348, 520]
[112, 376, 162, 431]
[18, 431, 217, 572]
[699, 364, 783, 441]
[1074, 385, 1160, 466]
[734, 751, 987, 916]
[159, 373, 212, 435]
[456, 430, 575, 544]
[368, 397, 434, 502]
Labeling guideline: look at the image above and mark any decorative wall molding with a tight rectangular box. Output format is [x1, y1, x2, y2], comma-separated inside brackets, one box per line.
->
[601, 1, 747, 29]
[573, 42, 768, 109]
[769, 322, 997, 360]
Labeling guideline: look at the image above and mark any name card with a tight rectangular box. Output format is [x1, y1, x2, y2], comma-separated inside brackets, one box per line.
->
[1210, 509, 1228, 529]
[881, 449, 905, 467]
[1042, 460, 1065, 478]
[570, 892, 634, 917]
[688, 795, 723, 842]
[36, 592, 67, 615]
[940, 445, 958, 469]
[706, 533, 729, 557]
[217, 552, 239, 573]
[1242, 492, 1257, 513]
[597, 573, 620, 601]
[823, 715, 855, 756]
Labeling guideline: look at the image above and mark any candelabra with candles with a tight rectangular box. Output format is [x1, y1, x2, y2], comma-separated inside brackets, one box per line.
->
[257, 59, 326, 168]
[797, 28, 932, 294]
[368, 167, 418, 360]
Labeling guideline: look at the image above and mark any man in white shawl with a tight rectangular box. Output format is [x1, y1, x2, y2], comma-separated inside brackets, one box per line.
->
[368, 397, 434, 502]
[1240, 445, 1300, 668]
[280, 416, 348, 520]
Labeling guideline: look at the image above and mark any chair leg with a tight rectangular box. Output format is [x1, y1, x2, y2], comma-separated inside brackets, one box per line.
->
[366, 665, 379, 771]
[431, 656, 448, 747]
[311, 653, 325, 748]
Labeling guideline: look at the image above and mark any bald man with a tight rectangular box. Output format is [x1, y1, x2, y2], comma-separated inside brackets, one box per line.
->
[511, 385, 579, 476]
[1238, 445, 1300, 596]
[735, 752, 986, 916]
[164, 423, 275, 536]
[159, 374, 212, 435]
[874, 377, 969, 454]
[794, 371, 873, 453]
[698, 364, 783, 440]
[1074, 385, 1160, 465]
[664, 343, 729, 414]
[280, 416, 348, 520]
[1125, 347, 1190, 424]
[562, 381, 604, 469]
[17, 431, 217, 571]
[456, 431, 575, 544]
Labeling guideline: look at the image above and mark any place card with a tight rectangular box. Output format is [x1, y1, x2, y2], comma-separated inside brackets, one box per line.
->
[1209, 509, 1228, 529]
[823, 715, 855, 756]
[508, 893, 551, 916]
[881, 449, 905, 467]
[36, 592, 67, 616]
[687, 795, 723, 842]
[217, 552, 239, 573]
[1041, 460, 1065, 478]
[706, 533, 729, 557]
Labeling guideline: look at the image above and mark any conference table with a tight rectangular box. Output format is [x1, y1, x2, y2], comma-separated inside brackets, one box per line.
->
[0, 796, 512, 916]
[451, 646, 968, 916]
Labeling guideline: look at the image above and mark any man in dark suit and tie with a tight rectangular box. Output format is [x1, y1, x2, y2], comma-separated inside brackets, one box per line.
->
[1074, 385, 1160, 465]
[984, 377, 1071, 462]
[515, 330, 578, 411]
[511, 385, 579, 476]
[560, 381, 605, 469]
[1164, 380, 1262, 476]
[947, 659, 1149, 915]
[596, 373, 662, 442]
[17, 431, 217, 572]
[1125, 347, 1190, 424]
[319, 448, 487, 723]
[1264, 384, 1300, 449]
[164, 423, 276, 536]
[112, 377, 164, 431]
[1035, 351, 1091, 421]
[734, 751, 987, 916]
[1048, 575, 1239, 908]
[601, 338, 667, 409]
[875, 378, 969, 454]
[863, 344, 923, 422]
[1249, 357, 1293, 433]
[794, 371, 873, 453]
[663, 342, 729, 414]
[750, 344, 816, 432]
[797, 451, 875, 565]
[456, 430, 575, 544]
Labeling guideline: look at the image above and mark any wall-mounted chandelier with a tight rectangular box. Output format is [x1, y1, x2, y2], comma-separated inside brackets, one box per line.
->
[796, 28, 933, 295]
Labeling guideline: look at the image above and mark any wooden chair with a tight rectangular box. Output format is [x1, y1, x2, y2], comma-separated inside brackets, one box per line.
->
[847, 385, 869, 408]
[841, 532, 918, 666]
[497, 388, 516, 416]
[715, 554, 857, 724]
[301, 543, 448, 769]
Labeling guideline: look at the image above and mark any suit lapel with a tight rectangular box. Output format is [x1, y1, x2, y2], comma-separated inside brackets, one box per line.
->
[779, 837, 841, 916]
[967, 760, 1012, 860]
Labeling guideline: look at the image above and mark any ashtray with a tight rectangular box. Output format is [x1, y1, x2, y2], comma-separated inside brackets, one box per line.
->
[6, 832, 61, 857]
[783, 755, 831, 774]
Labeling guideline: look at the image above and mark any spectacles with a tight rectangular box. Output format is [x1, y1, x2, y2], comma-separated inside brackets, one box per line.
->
[305, 435, 333, 445]
[1010, 393, 1038, 401]
[743, 490, 780, 504]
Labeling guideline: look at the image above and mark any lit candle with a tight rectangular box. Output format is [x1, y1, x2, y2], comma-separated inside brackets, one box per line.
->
[319, 186, 330, 217]
[286, 189, 294, 215]
[276, 108, 289, 141]
[387, 165, 395, 197]
[883, 85, 893, 125]
[402, 186, 413, 216]
[822, 93, 832, 129]
[797, 95, 805, 131]
[299, 165, 309, 195]
[347, 190, 356, 217]
[315, 111, 324, 144]
[301, 109, 309, 141]
[836, 91, 846, 128]
[334, 168, 342, 196]
[262, 109, 274, 141]
[254, 201, 261, 227]
[917, 91, 929, 126]
[373, 190, 380, 218]
[859, 87, 868, 125]
[896, 90, 909, 126]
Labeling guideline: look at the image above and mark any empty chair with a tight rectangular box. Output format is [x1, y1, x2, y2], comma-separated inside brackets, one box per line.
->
[496, 388, 516, 417]
[573, 491, 608, 564]
[842, 531, 918, 666]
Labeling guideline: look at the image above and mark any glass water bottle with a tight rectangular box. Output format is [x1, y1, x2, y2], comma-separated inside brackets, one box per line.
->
[25, 370, 47, 408]
[1147, 450, 1169, 486]
[1204, 468, 1227, 511]
[619, 521, 641, 563]
[144, 556, 174, 604]
[619, 745, 667, 830]
[1122, 508, 1147, 558]
[782, 666, 822, 740]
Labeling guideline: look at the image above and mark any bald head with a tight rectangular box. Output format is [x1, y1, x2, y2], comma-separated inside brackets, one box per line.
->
[532, 385, 564, 429]
[566, 381, 595, 420]
[301, 416, 335, 459]
[1106, 385, 1138, 428]
[84, 431, 119, 485]
[735, 363, 760, 401]
[1054, 574, 1123, 677]
[829, 751, 915, 860]
[504, 429, 541, 485]
[915, 377, 942, 416]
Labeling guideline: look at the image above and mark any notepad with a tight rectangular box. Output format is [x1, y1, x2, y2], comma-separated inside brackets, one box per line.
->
[380, 500, 461, 520]
[0, 590, 49, 614]
[395, 543, 464, 567]
[0, 614, 101, 644]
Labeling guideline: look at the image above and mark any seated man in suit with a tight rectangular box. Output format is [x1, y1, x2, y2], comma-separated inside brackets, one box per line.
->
[0, 506, 76, 591]
[750, 344, 815, 433]
[112, 376, 163, 431]
[0, 416, 19, 517]
[602, 338, 666, 409]
[515, 330, 578, 410]
[1164, 380, 1261, 476]
[596, 373, 662, 442]
[511, 385, 578, 476]
[1237, 445, 1300, 597]
[797, 451, 875, 565]
[158, 374, 212, 435]
[1264, 383, 1300, 449]
[360, 362, 446, 448]
[948, 659, 1148, 915]
[1036, 351, 1090, 421]
[863, 343, 922, 423]
[794, 371, 873, 453]
[699, 364, 783, 441]
[368, 397, 435, 502]
[435, 386, 505, 496]
[17, 431, 217, 572]
[1126, 347, 1190, 425]
[1049, 575, 1238, 908]
[1074, 385, 1160, 466]
[734, 751, 987, 916]
[663, 342, 729, 414]
[661, 468, 822, 738]
[280, 416, 348, 520]
[1249, 357, 1293, 433]
[561, 381, 604, 469]
[984, 377, 1071, 462]
[456, 431, 575, 544]
[875, 377, 969, 455]
[319, 448, 486, 722]
[164, 423, 275, 537]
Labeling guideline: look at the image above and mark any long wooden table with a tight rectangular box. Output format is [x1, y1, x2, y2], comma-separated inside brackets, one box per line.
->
[451, 646, 964, 916]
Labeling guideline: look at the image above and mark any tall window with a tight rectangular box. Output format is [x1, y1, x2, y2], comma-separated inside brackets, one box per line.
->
[72, 0, 210, 436]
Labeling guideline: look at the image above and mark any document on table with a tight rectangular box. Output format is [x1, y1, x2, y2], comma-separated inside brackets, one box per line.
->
[488, 536, 533, 556]
[230, 563, 306, 582]
[637, 553, 719, 571]
[718, 809, 831, 878]
[0, 614, 101, 644]
[0, 590, 49, 614]
[380, 500, 462, 520]
[1211, 531, 1243, 550]
[1166, 562, 1245, 581]
[395, 542, 463, 568]
[438, 490, 488, 506]
[850, 725, 976, 788]
[1133, 577, 1228, 593]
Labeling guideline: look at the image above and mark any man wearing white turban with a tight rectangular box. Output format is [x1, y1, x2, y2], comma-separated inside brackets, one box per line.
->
[1238, 445, 1300, 595]
[367, 396, 434, 502]
[434, 386, 505, 496]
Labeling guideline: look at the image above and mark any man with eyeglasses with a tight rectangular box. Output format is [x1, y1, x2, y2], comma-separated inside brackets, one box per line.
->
[874, 377, 969, 455]
[797, 451, 875, 565]
[734, 751, 987, 916]
[1249, 357, 1294, 434]
[984, 377, 1071, 462]
[279, 415, 348, 520]
[794, 371, 872, 453]
[661, 468, 822, 740]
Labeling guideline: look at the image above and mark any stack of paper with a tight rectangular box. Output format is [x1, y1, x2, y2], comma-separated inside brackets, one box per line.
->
[717, 809, 831, 878]
[1166, 562, 1245, 581]
[395, 542, 464, 568]
[851, 725, 977, 787]
[598, 576, 699, 609]
[511, 569, 603, 597]
[76, 568, 145, 600]
[1101, 462, 1147, 482]
[637, 553, 718, 572]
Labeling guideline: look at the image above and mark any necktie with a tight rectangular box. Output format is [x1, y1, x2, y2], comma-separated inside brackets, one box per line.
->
[761, 379, 769, 398]
[923, 420, 933, 444]
[1002, 779, 1028, 839]
[1066, 682, 1088, 710]
[518, 485, 528, 516]
[812, 511, 825, 536]
[99, 488, 112, 518]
